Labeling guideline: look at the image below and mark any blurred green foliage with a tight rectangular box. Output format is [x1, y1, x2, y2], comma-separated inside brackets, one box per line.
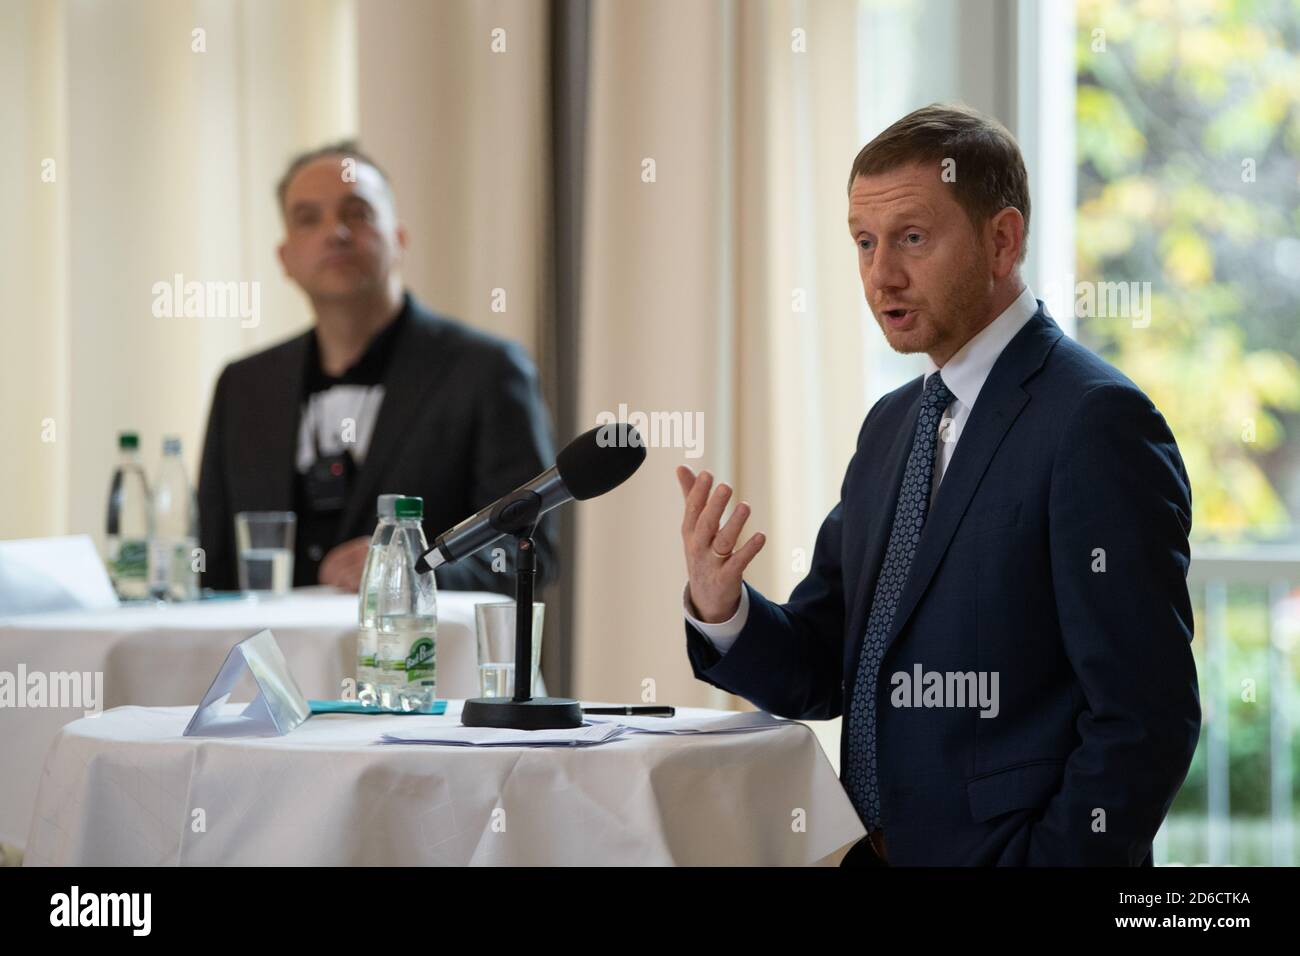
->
[1076, 0, 1300, 862]
[1174, 584, 1299, 815]
[1076, 0, 1300, 538]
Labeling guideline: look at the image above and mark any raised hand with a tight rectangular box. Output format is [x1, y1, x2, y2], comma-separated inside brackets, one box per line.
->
[676, 465, 766, 623]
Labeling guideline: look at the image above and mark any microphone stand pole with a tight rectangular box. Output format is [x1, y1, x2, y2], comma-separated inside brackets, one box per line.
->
[460, 507, 583, 730]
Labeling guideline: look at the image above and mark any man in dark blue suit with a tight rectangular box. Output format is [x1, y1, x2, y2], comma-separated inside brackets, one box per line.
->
[676, 104, 1199, 866]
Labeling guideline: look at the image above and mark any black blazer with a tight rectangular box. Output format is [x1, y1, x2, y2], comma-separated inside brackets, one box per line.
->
[686, 302, 1200, 865]
[197, 294, 558, 595]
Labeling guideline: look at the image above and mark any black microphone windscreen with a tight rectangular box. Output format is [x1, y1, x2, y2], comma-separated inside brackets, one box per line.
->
[555, 423, 646, 500]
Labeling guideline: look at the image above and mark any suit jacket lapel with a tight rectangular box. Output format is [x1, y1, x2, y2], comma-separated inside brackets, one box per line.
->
[843, 305, 1063, 673]
[245, 332, 307, 511]
[876, 305, 1063, 663]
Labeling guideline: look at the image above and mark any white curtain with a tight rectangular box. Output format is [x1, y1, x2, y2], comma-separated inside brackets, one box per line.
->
[355, 0, 552, 359]
[0, 0, 358, 543]
[573, 0, 868, 715]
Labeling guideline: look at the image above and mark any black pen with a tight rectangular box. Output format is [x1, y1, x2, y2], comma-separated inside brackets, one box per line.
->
[582, 705, 676, 717]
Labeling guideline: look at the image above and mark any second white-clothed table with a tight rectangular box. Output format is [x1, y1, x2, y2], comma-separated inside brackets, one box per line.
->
[24, 701, 865, 866]
[0, 587, 510, 849]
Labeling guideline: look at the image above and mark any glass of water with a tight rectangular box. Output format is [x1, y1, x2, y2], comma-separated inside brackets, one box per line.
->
[235, 511, 296, 596]
[475, 601, 544, 698]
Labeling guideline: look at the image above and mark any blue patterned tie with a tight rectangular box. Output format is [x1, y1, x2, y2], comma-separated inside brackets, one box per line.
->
[845, 371, 953, 829]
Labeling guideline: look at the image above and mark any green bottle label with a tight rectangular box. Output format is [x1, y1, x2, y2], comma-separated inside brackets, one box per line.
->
[406, 638, 436, 682]
[115, 540, 149, 579]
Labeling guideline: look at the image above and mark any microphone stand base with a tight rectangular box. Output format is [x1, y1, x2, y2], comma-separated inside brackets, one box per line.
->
[462, 522, 582, 729]
[461, 696, 584, 730]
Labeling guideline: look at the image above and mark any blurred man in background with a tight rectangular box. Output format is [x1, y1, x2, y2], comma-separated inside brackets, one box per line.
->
[198, 141, 557, 594]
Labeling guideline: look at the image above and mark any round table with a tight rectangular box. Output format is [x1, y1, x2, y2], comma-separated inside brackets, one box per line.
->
[23, 701, 865, 866]
[0, 586, 513, 850]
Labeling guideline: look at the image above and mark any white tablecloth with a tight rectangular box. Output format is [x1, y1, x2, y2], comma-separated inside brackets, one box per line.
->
[0, 587, 511, 848]
[23, 701, 864, 865]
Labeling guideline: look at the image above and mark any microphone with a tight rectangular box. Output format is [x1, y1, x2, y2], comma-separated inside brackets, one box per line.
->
[414, 422, 645, 573]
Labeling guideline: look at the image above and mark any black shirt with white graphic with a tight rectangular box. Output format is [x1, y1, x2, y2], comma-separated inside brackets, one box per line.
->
[293, 301, 409, 585]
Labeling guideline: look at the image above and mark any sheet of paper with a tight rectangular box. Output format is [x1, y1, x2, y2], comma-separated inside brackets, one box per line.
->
[583, 710, 789, 735]
[380, 721, 630, 747]
[0, 535, 119, 617]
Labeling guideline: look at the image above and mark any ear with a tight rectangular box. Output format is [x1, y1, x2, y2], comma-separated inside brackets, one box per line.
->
[276, 240, 289, 277]
[988, 207, 1024, 280]
[392, 223, 409, 267]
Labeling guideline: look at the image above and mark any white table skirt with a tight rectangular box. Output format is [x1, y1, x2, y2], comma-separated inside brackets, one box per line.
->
[0, 587, 515, 848]
[23, 701, 864, 866]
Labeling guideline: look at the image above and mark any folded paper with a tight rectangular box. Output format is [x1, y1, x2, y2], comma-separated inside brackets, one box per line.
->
[183, 628, 310, 737]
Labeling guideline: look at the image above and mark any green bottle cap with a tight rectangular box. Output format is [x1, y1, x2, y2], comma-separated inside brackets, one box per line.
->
[118, 432, 140, 450]
[394, 496, 424, 519]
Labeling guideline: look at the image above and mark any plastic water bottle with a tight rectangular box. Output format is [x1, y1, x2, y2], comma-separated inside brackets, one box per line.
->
[148, 436, 200, 601]
[376, 496, 438, 712]
[357, 493, 405, 704]
[105, 431, 153, 600]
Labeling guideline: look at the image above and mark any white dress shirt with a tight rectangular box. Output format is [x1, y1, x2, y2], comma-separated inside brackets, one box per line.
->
[686, 284, 1040, 652]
